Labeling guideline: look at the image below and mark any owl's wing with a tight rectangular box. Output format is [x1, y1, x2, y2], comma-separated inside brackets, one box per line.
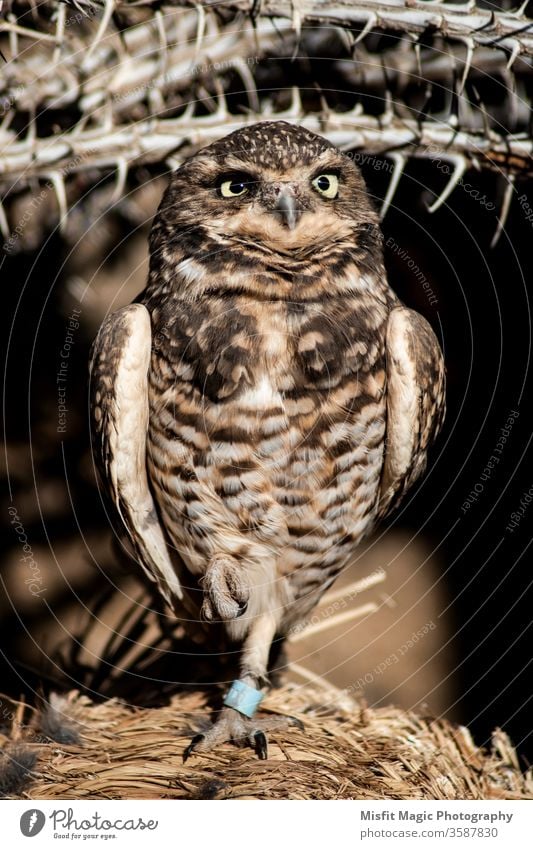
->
[89, 303, 183, 605]
[379, 305, 445, 517]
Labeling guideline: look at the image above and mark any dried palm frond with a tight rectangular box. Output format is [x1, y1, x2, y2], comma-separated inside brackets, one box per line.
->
[177, 0, 533, 65]
[1, 0, 532, 246]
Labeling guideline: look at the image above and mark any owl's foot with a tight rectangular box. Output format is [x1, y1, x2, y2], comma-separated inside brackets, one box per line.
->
[183, 706, 304, 761]
[200, 556, 249, 621]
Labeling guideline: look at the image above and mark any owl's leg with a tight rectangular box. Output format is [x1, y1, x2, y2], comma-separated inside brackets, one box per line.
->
[267, 636, 289, 688]
[183, 615, 303, 761]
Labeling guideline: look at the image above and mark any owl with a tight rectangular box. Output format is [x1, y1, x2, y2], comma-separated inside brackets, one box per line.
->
[90, 121, 445, 759]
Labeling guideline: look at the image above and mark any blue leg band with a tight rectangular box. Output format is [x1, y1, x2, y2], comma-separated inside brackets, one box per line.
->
[224, 680, 264, 718]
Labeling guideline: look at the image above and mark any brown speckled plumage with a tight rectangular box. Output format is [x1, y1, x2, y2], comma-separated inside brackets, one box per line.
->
[90, 121, 445, 757]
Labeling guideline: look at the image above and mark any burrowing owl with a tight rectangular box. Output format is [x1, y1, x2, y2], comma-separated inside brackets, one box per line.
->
[90, 121, 445, 759]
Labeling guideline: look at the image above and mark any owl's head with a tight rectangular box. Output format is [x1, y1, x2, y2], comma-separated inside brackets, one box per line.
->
[154, 122, 379, 262]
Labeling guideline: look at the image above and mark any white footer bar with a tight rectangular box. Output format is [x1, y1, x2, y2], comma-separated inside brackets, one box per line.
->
[3, 800, 532, 847]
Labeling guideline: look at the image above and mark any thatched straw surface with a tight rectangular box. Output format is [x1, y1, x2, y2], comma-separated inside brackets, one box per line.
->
[2, 686, 532, 800]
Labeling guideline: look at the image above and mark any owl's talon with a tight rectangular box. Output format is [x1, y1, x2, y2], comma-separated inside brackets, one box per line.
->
[183, 733, 205, 762]
[182, 706, 304, 760]
[236, 600, 248, 616]
[254, 730, 268, 759]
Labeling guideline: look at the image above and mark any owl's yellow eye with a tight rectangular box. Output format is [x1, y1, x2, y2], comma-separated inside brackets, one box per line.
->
[312, 174, 339, 199]
[220, 179, 249, 198]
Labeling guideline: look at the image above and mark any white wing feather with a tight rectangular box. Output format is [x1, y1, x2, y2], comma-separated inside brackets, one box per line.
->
[89, 303, 183, 604]
[380, 305, 445, 515]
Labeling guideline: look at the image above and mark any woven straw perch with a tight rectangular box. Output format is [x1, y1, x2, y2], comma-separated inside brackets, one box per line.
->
[1, 686, 532, 800]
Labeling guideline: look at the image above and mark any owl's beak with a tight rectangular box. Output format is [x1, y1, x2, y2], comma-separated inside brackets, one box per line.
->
[274, 190, 302, 230]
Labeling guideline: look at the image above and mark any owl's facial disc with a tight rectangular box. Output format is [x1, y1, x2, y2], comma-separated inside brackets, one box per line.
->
[208, 163, 349, 248]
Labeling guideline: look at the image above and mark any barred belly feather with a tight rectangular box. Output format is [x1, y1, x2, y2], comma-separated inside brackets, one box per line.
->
[145, 289, 390, 637]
